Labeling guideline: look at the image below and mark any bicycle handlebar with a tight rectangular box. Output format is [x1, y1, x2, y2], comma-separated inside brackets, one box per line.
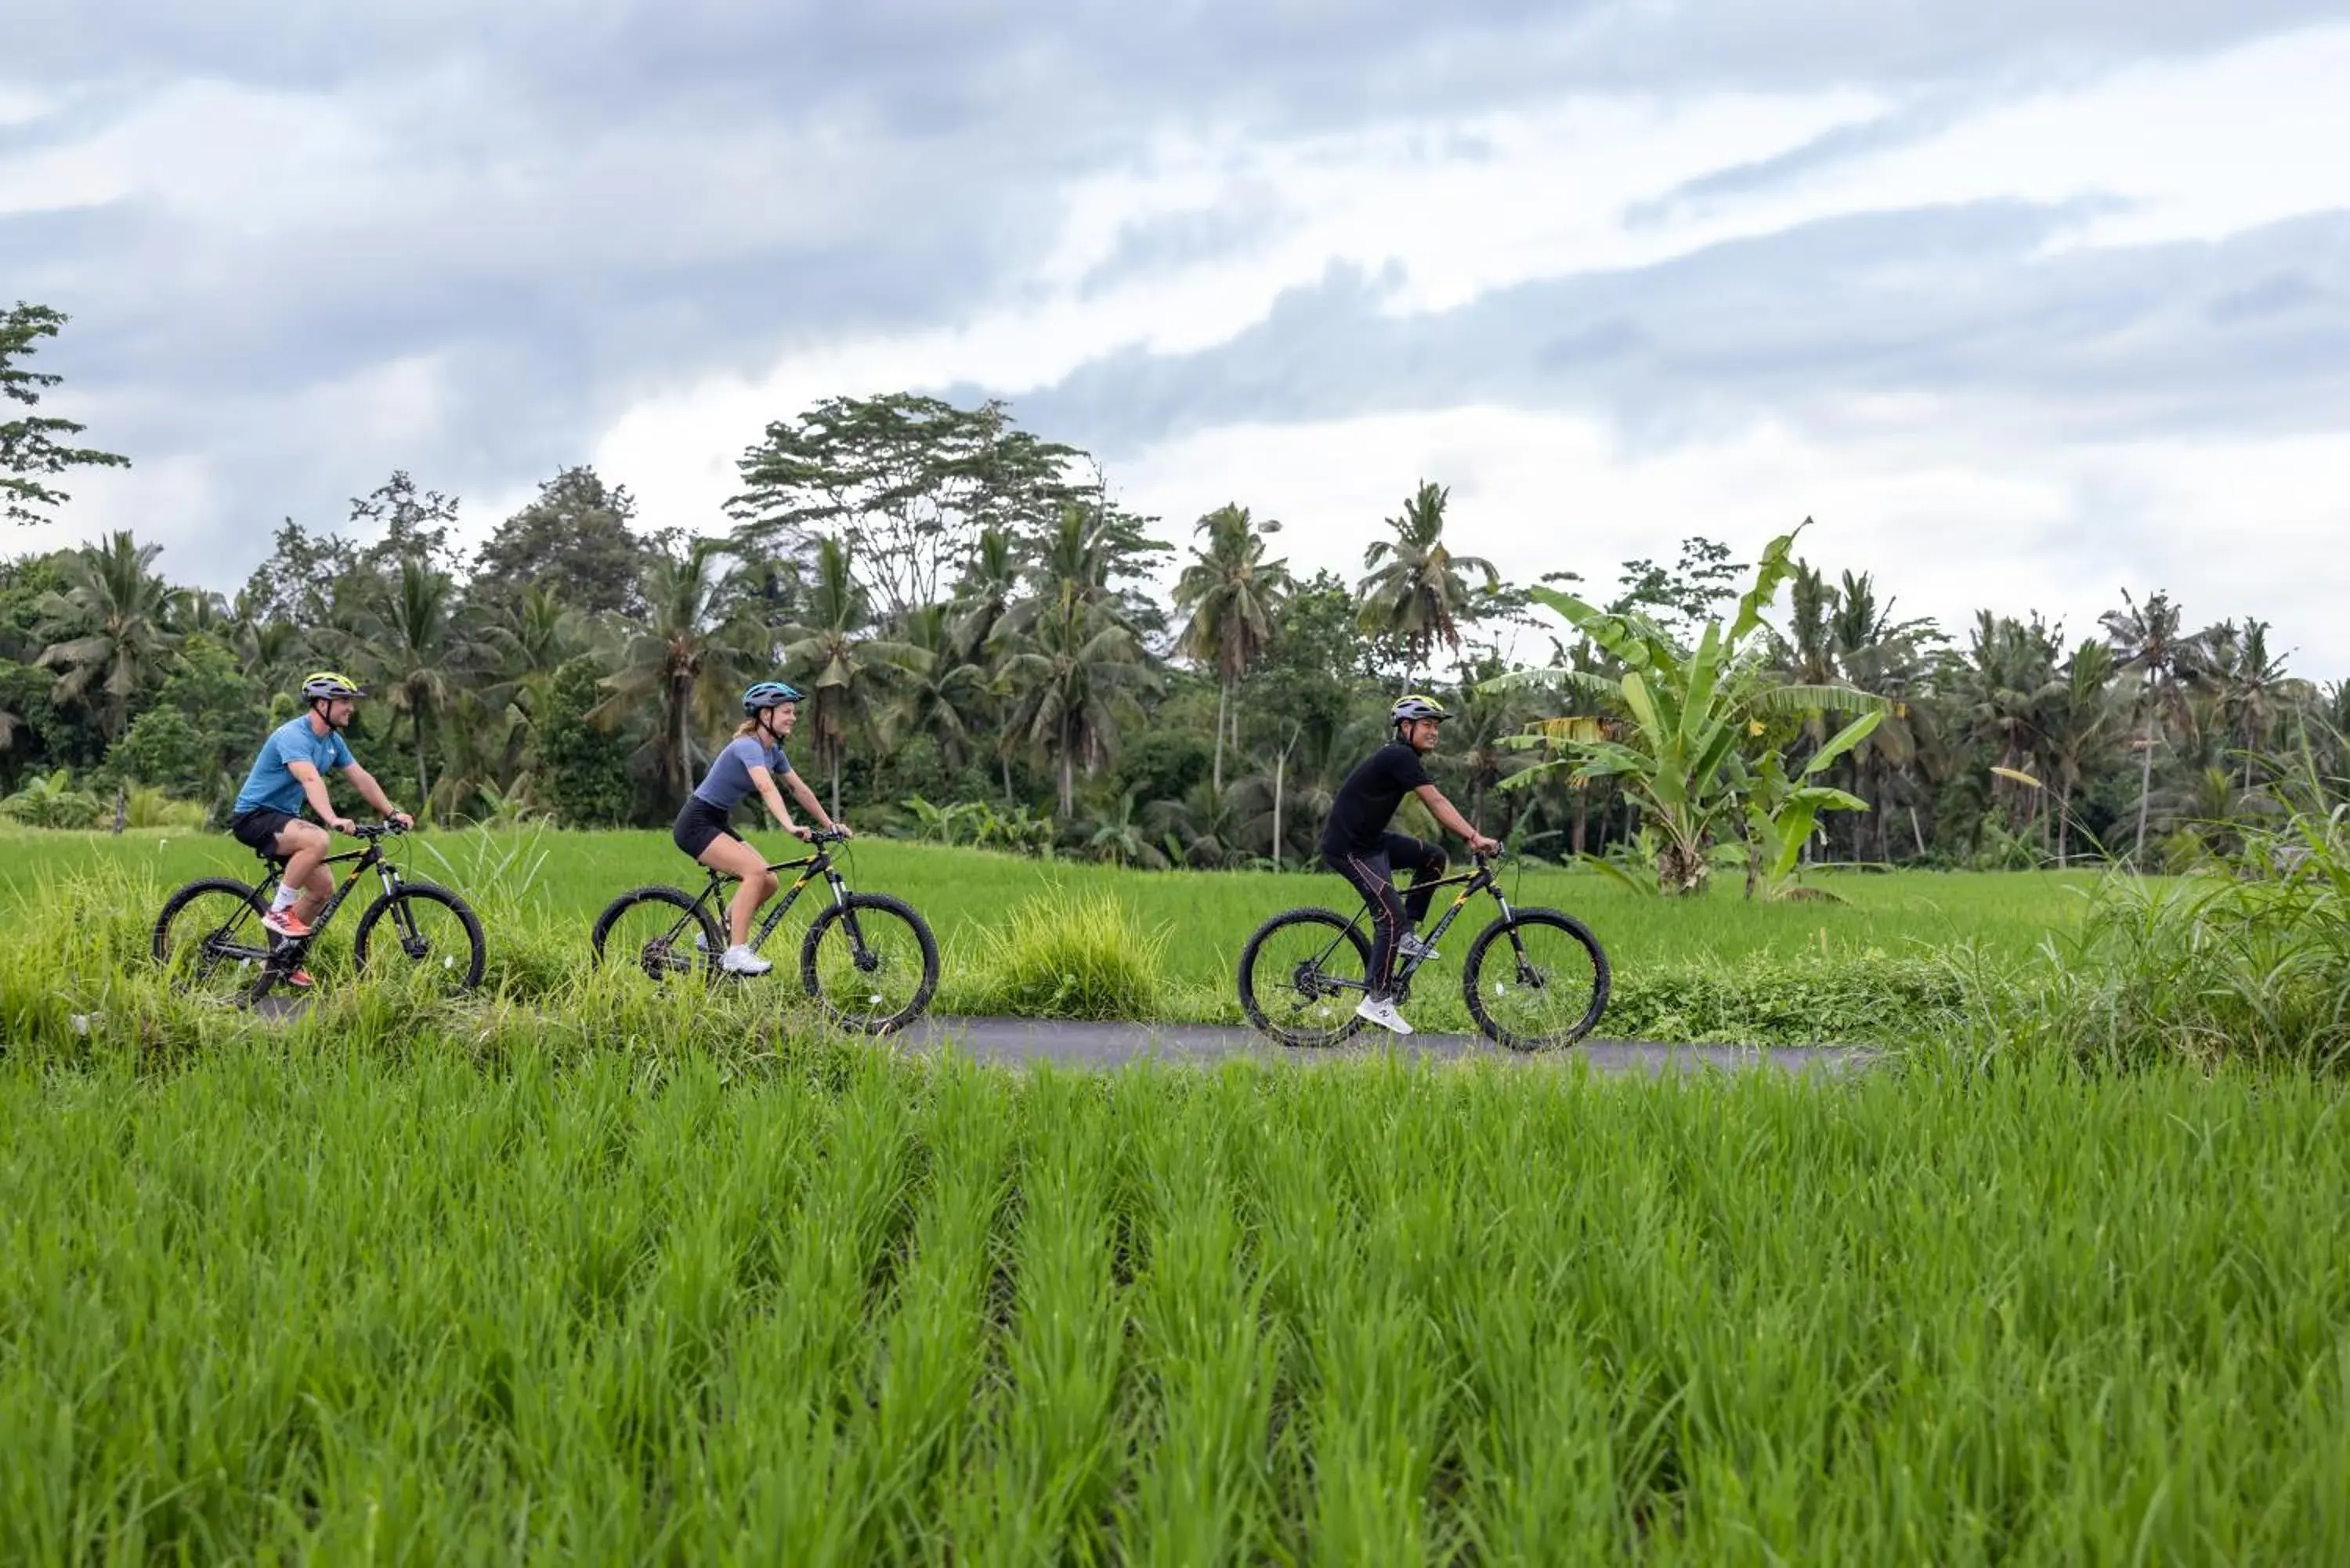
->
[346, 820, 410, 841]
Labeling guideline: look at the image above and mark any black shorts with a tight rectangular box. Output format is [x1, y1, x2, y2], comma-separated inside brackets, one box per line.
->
[672, 797, 740, 859]
[229, 807, 298, 856]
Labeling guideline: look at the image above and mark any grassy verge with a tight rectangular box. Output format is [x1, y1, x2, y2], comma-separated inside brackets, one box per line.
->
[2, 1035, 2343, 1562]
[0, 828, 2085, 1042]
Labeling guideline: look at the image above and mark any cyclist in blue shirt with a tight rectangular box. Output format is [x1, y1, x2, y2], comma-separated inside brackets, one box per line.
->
[226, 672, 412, 979]
[675, 680, 848, 975]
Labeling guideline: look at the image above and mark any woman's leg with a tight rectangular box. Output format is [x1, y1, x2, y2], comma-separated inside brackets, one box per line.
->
[696, 833, 779, 947]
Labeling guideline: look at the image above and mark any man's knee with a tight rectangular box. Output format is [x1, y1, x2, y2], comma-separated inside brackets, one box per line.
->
[277, 822, 328, 858]
[757, 869, 780, 898]
[1426, 844, 1450, 873]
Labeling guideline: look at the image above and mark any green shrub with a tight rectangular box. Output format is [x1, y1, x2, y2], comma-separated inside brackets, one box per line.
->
[960, 887, 1170, 1020]
[0, 768, 103, 829]
[121, 786, 206, 831]
[1603, 948, 1964, 1046]
[1957, 800, 2350, 1071]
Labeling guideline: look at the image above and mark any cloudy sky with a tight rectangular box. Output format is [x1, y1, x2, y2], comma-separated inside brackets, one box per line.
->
[6, 2, 2348, 670]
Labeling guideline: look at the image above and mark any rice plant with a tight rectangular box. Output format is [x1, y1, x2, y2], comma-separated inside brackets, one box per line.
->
[5, 1035, 2346, 1562]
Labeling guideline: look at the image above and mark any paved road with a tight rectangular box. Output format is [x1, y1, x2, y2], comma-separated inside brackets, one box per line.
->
[905, 1016, 1867, 1075]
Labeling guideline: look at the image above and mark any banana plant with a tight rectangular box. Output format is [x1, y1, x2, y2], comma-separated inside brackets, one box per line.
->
[1487, 524, 1888, 895]
[1737, 711, 1883, 899]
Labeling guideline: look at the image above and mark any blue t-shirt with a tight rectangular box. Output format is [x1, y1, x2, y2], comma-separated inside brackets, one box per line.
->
[692, 734, 793, 813]
[232, 716, 356, 817]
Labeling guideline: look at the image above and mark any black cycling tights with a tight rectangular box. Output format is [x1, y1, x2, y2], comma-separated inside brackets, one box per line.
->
[1325, 832, 1448, 999]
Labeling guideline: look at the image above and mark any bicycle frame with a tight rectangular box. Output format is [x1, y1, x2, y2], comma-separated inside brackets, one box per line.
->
[196, 830, 411, 981]
[1315, 857, 1513, 999]
[687, 843, 854, 952]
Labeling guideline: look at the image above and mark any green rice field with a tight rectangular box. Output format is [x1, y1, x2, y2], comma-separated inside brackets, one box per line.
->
[3, 827, 2341, 1561]
[3, 1039, 2344, 1562]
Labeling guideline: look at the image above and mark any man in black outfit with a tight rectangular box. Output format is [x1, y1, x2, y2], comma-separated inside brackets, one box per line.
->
[1320, 693, 1502, 1035]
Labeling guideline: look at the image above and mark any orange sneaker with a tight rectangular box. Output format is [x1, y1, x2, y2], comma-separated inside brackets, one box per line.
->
[262, 909, 312, 940]
[284, 967, 315, 989]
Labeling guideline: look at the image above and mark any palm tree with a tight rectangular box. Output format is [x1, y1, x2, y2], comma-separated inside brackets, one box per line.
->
[949, 528, 1021, 653]
[1961, 611, 2059, 848]
[2204, 619, 2297, 790]
[360, 557, 515, 812]
[1174, 504, 1291, 793]
[2101, 589, 2201, 864]
[1144, 779, 1244, 869]
[2036, 640, 2118, 865]
[996, 606, 1151, 818]
[890, 603, 987, 769]
[1228, 717, 1360, 869]
[780, 538, 927, 818]
[1355, 479, 1497, 683]
[222, 587, 302, 688]
[592, 539, 757, 805]
[1081, 791, 1168, 869]
[948, 528, 1025, 801]
[168, 586, 230, 636]
[1784, 563, 1838, 687]
[1444, 656, 1526, 829]
[994, 515, 1152, 818]
[990, 505, 1156, 817]
[34, 530, 182, 741]
[1828, 572, 1940, 862]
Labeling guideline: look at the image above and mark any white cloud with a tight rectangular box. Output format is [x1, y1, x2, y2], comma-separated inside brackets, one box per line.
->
[1112, 406, 2350, 673]
[1679, 23, 2350, 254]
[12, 7, 2348, 688]
[578, 17, 2350, 684]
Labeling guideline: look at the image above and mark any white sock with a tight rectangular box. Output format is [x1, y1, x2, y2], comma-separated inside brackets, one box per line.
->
[271, 885, 301, 914]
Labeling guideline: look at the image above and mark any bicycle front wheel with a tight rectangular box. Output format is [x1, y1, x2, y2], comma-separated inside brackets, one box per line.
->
[153, 877, 273, 1001]
[801, 893, 939, 1035]
[352, 882, 486, 993]
[1238, 907, 1370, 1047]
[1462, 908, 1609, 1050]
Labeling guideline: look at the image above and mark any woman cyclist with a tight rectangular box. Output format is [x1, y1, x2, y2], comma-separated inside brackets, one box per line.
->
[674, 680, 849, 975]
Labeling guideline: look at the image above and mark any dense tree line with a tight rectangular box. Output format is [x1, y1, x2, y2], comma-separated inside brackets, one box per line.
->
[3, 310, 2342, 870]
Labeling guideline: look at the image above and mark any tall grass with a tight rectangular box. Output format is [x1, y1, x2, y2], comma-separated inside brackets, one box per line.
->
[954, 886, 1173, 1021]
[0, 829, 2095, 1042]
[1955, 797, 2350, 1071]
[3, 1038, 2345, 1561]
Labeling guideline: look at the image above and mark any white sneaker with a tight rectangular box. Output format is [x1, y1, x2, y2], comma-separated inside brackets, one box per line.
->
[1354, 995, 1414, 1035]
[719, 945, 772, 976]
[1397, 932, 1437, 963]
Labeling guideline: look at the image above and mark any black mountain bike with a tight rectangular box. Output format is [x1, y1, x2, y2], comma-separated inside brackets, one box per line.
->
[1237, 851, 1609, 1050]
[153, 822, 486, 1003]
[588, 829, 939, 1035]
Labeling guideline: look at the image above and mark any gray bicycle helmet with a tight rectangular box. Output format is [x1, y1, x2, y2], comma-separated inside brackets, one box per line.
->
[742, 679, 804, 715]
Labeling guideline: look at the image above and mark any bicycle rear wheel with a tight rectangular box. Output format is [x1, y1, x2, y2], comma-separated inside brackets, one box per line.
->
[1462, 908, 1610, 1050]
[589, 885, 723, 988]
[1238, 907, 1371, 1047]
[352, 882, 486, 992]
[801, 893, 939, 1035]
[153, 877, 273, 1002]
